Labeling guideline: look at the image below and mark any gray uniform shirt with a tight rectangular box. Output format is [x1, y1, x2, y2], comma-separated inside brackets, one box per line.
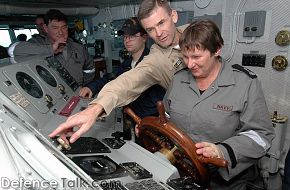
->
[13, 36, 94, 85]
[165, 61, 274, 189]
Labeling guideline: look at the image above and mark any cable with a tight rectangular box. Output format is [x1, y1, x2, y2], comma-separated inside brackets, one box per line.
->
[124, 4, 128, 18]
[237, 36, 256, 44]
[106, 6, 113, 20]
[194, 0, 213, 9]
[122, 5, 125, 18]
[224, 0, 247, 62]
[130, 3, 134, 16]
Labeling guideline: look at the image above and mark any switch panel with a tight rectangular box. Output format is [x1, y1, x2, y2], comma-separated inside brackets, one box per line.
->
[242, 53, 266, 67]
[243, 11, 266, 37]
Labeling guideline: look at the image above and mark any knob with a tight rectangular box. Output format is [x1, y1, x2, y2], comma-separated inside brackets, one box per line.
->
[58, 84, 65, 94]
[44, 94, 53, 103]
[57, 137, 71, 151]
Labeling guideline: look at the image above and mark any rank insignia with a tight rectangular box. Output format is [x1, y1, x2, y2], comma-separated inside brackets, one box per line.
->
[174, 59, 182, 69]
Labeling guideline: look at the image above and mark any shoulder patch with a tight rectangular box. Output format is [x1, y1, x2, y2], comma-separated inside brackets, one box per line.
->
[173, 58, 183, 69]
[232, 64, 257, 79]
[174, 68, 188, 75]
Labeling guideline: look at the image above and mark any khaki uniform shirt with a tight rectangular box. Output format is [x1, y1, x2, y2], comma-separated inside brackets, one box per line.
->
[91, 25, 188, 115]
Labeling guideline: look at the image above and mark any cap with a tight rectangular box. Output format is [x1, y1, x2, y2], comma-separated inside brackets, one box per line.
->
[118, 17, 146, 36]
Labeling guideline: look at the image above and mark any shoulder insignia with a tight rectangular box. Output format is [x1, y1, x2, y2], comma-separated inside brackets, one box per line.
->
[232, 64, 257, 79]
[174, 67, 188, 75]
[174, 58, 183, 69]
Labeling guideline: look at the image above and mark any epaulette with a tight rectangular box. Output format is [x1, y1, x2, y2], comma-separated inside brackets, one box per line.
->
[174, 68, 188, 75]
[232, 64, 257, 79]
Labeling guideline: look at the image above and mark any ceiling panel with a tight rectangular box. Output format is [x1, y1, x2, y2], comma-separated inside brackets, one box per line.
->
[0, 0, 142, 9]
[0, 0, 188, 24]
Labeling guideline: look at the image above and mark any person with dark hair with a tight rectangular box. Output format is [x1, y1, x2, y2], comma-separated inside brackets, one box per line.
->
[35, 14, 46, 36]
[79, 17, 151, 98]
[49, 5, 273, 187]
[50, 0, 184, 141]
[9, 34, 28, 59]
[11, 9, 94, 85]
[163, 20, 274, 189]
[29, 14, 47, 44]
[0, 45, 9, 59]
[79, 17, 166, 141]
[16, 34, 27, 41]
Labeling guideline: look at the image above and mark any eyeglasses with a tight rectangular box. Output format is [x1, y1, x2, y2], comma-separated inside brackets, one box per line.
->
[123, 34, 141, 40]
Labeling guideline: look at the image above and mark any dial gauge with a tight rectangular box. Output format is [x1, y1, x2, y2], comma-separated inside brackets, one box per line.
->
[16, 72, 43, 98]
[275, 30, 290, 46]
[36, 65, 57, 87]
[272, 55, 288, 71]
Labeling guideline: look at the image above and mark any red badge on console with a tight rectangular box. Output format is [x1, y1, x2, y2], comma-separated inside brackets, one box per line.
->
[59, 96, 80, 117]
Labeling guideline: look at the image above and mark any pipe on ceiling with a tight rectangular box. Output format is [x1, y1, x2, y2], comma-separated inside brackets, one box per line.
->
[0, 5, 99, 16]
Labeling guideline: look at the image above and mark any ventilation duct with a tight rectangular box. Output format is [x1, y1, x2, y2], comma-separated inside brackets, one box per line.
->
[0, 5, 99, 16]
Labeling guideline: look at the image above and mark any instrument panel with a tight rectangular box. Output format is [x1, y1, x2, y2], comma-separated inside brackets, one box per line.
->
[0, 58, 205, 189]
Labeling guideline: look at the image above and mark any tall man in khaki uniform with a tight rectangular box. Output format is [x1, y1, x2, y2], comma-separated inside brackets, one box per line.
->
[49, 0, 186, 141]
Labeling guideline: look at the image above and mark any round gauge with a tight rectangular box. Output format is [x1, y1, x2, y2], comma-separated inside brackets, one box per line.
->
[275, 30, 290, 46]
[36, 65, 57, 87]
[272, 55, 288, 71]
[194, 0, 212, 9]
[16, 72, 43, 98]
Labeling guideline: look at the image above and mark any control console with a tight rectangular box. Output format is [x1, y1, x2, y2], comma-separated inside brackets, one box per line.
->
[0, 58, 209, 190]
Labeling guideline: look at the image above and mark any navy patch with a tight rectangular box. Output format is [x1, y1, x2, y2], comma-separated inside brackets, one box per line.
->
[232, 64, 257, 79]
[213, 103, 233, 112]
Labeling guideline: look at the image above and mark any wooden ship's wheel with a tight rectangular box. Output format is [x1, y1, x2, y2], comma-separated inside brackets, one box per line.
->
[124, 101, 228, 187]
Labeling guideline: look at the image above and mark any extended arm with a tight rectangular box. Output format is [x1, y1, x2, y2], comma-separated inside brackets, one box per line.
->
[49, 46, 183, 142]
